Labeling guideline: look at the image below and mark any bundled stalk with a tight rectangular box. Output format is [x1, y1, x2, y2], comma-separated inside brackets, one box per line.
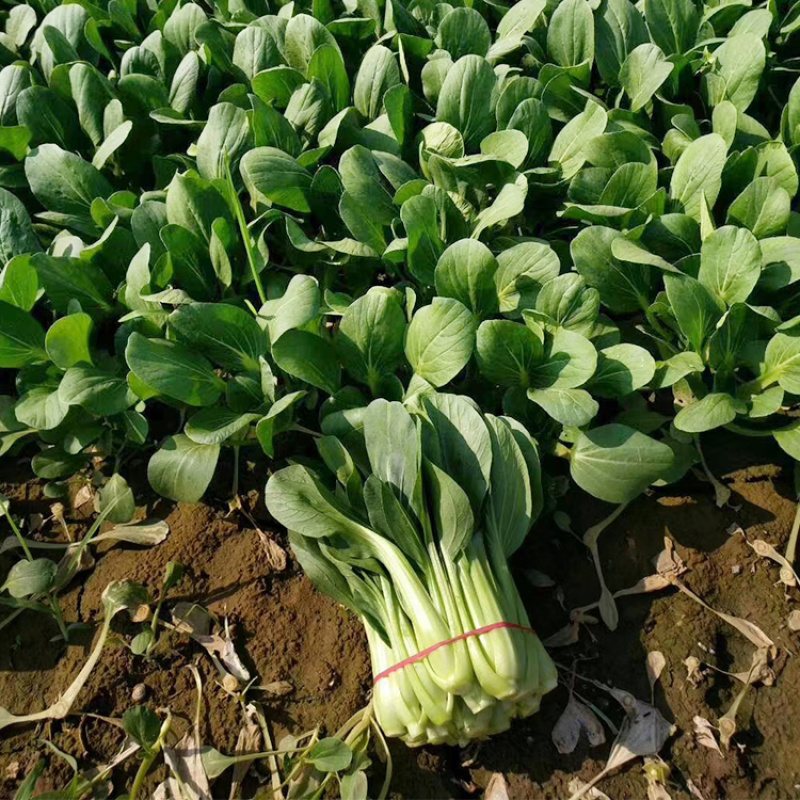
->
[266, 394, 557, 746]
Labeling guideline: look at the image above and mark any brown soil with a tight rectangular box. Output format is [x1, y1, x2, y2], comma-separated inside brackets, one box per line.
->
[2, 433, 800, 799]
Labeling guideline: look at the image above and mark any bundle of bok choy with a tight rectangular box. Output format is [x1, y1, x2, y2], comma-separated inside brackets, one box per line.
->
[265, 394, 557, 746]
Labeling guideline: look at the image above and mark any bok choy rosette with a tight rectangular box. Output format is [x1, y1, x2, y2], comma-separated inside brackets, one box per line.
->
[266, 394, 557, 746]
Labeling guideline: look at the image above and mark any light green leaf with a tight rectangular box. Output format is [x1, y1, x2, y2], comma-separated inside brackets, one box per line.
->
[405, 297, 476, 387]
[148, 434, 220, 502]
[674, 392, 743, 432]
[570, 424, 675, 503]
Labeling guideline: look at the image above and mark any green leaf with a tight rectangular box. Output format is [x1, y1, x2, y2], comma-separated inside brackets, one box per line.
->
[0, 300, 46, 368]
[240, 147, 313, 213]
[476, 319, 543, 388]
[98, 473, 135, 524]
[336, 288, 406, 390]
[570, 424, 675, 503]
[595, 0, 649, 86]
[45, 313, 93, 370]
[405, 297, 476, 387]
[697, 225, 761, 305]
[483, 415, 533, 556]
[588, 343, 656, 397]
[674, 393, 743, 433]
[0, 256, 39, 311]
[664, 273, 724, 352]
[713, 34, 765, 112]
[437, 7, 491, 59]
[306, 738, 352, 773]
[272, 330, 340, 394]
[726, 177, 791, 239]
[572, 225, 651, 313]
[185, 408, 259, 445]
[283, 13, 339, 75]
[196, 102, 252, 181]
[644, 0, 698, 56]
[527, 387, 598, 426]
[764, 333, 800, 394]
[169, 303, 267, 373]
[436, 55, 496, 150]
[0, 189, 41, 264]
[549, 101, 608, 178]
[1, 558, 57, 598]
[494, 242, 560, 315]
[425, 458, 474, 558]
[166, 172, 231, 244]
[24, 143, 112, 217]
[619, 44, 673, 111]
[547, 0, 594, 68]
[31, 254, 114, 318]
[434, 239, 498, 318]
[353, 44, 401, 120]
[148, 434, 220, 502]
[125, 333, 225, 407]
[530, 327, 597, 389]
[122, 706, 161, 752]
[58, 368, 134, 416]
[670, 134, 727, 220]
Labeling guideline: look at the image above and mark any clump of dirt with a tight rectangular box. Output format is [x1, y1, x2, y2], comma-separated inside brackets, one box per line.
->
[2, 433, 800, 800]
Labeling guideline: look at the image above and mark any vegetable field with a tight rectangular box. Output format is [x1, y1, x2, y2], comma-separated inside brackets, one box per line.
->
[0, 0, 800, 795]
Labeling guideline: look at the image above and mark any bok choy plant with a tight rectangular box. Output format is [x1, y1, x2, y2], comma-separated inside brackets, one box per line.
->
[266, 395, 557, 746]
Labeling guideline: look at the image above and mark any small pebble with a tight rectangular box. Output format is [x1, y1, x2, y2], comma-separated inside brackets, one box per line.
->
[732, 565, 742, 575]
[131, 683, 146, 703]
[788, 610, 800, 632]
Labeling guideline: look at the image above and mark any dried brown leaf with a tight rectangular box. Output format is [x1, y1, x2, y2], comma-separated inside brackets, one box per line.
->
[257, 530, 287, 572]
[692, 716, 721, 755]
[172, 604, 251, 682]
[484, 773, 510, 800]
[604, 697, 674, 772]
[552, 697, 606, 754]
[684, 657, 703, 687]
[646, 652, 667, 693]
[567, 779, 611, 800]
[73, 485, 94, 509]
[263, 681, 293, 697]
[686, 779, 707, 800]
[673, 579, 773, 649]
[544, 621, 581, 648]
[229, 704, 261, 800]
[748, 539, 799, 588]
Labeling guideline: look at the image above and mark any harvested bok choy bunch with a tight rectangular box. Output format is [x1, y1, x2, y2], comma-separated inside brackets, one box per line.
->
[266, 395, 556, 746]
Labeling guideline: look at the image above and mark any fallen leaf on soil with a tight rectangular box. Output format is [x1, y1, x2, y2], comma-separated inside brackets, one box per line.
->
[484, 773, 510, 799]
[164, 665, 211, 800]
[262, 681, 293, 697]
[524, 568, 556, 588]
[229, 703, 261, 800]
[684, 657, 704, 686]
[568, 690, 674, 800]
[552, 696, 606, 754]
[172, 603, 251, 682]
[644, 757, 672, 800]
[655, 537, 687, 579]
[685, 778, 707, 800]
[257, 529, 288, 571]
[73, 485, 94, 509]
[544, 621, 581, 648]
[646, 652, 667, 694]
[747, 539, 799, 588]
[788, 610, 800, 631]
[693, 716, 722, 755]
[567, 778, 610, 800]
[672, 579, 774, 649]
